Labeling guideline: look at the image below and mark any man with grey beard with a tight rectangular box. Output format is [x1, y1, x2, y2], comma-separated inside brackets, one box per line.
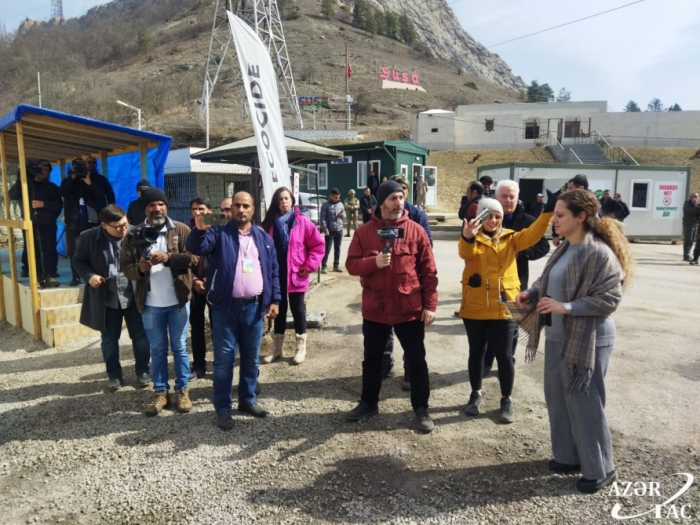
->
[121, 187, 198, 417]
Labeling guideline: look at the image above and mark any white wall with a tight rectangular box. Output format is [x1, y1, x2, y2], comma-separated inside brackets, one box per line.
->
[413, 111, 456, 150]
[593, 112, 700, 148]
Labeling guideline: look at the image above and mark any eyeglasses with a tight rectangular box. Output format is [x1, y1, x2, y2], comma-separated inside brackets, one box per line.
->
[107, 222, 129, 231]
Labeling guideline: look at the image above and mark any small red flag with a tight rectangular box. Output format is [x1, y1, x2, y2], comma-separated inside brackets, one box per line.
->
[347, 61, 352, 78]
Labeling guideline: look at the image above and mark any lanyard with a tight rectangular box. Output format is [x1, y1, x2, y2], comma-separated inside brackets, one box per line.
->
[240, 233, 253, 259]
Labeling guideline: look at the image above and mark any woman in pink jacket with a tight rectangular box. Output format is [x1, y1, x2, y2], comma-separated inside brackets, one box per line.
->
[261, 187, 325, 364]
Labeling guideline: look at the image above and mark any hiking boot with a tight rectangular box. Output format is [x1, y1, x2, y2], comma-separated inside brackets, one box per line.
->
[577, 471, 617, 494]
[463, 391, 483, 416]
[263, 333, 284, 364]
[548, 460, 581, 474]
[176, 388, 193, 413]
[43, 276, 60, 288]
[69, 278, 81, 286]
[293, 333, 307, 365]
[238, 402, 268, 418]
[137, 372, 151, 388]
[415, 407, 434, 434]
[332, 266, 342, 273]
[401, 370, 411, 391]
[108, 378, 122, 392]
[145, 391, 170, 416]
[217, 411, 235, 431]
[691, 259, 699, 266]
[321, 266, 327, 274]
[346, 400, 379, 422]
[500, 397, 514, 424]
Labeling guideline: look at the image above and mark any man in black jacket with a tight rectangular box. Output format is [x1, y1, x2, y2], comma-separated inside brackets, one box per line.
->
[73, 204, 151, 392]
[528, 193, 545, 218]
[359, 186, 377, 223]
[613, 193, 630, 222]
[61, 157, 115, 286]
[482, 179, 550, 374]
[127, 179, 151, 226]
[682, 193, 698, 262]
[9, 160, 62, 287]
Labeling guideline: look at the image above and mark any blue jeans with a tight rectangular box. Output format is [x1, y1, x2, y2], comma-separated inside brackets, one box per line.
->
[142, 303, 190, 392]
[211, 300, 264, 414]
[101, 303, 150, 380]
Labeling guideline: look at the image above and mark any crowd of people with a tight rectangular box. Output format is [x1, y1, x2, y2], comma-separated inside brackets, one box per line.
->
[14, 162, 635, 495]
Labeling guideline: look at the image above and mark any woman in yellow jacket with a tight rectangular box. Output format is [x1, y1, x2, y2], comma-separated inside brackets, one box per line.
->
[459, 194, 555, 423]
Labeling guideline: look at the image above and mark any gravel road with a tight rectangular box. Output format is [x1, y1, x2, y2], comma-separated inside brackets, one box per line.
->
[0, 240, 698, 524]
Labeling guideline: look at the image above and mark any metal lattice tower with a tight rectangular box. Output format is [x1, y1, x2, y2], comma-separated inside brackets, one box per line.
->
[200, 0, 303, 130]
[51, 0, 63, 19]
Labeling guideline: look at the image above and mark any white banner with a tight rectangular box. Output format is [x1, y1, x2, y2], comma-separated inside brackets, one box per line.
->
[227, 11, 290, 205]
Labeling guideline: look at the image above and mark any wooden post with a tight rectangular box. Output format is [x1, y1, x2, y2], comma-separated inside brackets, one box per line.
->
[0, 133, 22, 327]
[16, 122, 42, 340]
[139, 142, 148, 181]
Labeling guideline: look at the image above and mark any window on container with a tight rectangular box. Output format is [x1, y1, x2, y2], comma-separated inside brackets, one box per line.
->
[631, 181, 650, 210]
[307, 164, 318, 192]
[357, 161, 367, 189]
[431, 128, 439, 133]
[524, 120, 540, 139]
[317, 163, 328, 190]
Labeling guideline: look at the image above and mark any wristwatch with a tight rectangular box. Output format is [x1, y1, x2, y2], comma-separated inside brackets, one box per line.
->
[563, 303, 573, 315]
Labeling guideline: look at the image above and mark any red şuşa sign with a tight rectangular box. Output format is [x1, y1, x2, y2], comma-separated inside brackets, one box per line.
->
[379, 67, 420, 85]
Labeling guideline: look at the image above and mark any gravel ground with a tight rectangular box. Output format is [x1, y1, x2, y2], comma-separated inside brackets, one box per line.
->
[1, 240, 699, 524]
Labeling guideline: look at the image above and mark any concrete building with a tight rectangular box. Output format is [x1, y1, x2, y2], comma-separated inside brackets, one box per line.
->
[411, 101, 700, 151]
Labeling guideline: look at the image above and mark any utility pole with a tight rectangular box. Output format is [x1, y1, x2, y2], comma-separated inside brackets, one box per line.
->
[346, 42, 351, 131]
[37, 72, 42, 108]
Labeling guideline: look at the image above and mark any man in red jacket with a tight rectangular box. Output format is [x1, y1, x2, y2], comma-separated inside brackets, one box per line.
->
[345, 181, 438, 433]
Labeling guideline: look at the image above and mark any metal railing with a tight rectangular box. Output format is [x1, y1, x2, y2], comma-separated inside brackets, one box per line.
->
[619, 146, 639, 166]
[591, 130, 639, 165]
[568, 149, 583, 164]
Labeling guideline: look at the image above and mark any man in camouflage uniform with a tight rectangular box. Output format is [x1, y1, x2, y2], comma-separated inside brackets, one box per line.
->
[344, 189, 359, 237]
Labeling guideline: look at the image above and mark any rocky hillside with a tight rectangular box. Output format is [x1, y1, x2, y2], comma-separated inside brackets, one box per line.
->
[367, 0, 525, 91]
[0, 0, 525, 147]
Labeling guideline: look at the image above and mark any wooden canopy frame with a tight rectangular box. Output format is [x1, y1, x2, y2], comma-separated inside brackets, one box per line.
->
[0, 105, 170, 341]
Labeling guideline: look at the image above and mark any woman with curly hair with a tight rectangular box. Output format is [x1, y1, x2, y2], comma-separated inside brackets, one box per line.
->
[261, 187, 325, 365]
[516, 189, 634, 494]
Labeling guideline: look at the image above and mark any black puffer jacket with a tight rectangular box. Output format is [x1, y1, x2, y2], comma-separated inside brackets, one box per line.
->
[502, 203, 550, 289]
[60, 174, 115, 224]
[9, 177, 62, 225]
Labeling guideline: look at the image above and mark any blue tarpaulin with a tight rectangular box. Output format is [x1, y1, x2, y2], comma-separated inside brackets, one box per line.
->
[0, 105, 172, 255]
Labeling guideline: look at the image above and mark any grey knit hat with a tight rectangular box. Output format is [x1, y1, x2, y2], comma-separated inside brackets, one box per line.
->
[476, 198, 504, 218]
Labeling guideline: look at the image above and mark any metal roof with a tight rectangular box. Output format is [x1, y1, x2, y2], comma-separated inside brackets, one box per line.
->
[0, 104, 171, 164]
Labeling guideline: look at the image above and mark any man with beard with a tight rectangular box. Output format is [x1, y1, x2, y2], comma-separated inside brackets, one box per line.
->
[345, 181, 438, 433]
[121, 187, 197, 417]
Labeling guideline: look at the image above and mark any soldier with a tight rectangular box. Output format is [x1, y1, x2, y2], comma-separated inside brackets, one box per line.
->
[344, 189, 359, 237]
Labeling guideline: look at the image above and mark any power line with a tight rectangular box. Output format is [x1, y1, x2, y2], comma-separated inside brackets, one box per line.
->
[487, 0, 646, 48]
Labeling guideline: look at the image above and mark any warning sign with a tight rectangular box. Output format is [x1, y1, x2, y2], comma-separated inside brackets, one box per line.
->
[653, 182, 681, 219]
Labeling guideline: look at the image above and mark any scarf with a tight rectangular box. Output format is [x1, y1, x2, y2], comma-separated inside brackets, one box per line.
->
[274, 209, 294, 251]
[508, 232, 623, 391]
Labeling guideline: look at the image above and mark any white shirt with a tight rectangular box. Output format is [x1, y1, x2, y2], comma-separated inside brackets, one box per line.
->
[144, 223, 178, 308]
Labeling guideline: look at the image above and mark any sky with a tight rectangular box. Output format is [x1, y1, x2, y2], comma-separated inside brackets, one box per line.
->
[2, 0, 699, 111]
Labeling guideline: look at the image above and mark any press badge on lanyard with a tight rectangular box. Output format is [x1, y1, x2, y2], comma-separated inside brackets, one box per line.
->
[241, 236, 254, 273]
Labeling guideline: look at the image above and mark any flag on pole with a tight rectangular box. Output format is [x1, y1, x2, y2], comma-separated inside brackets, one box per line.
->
[227, 11, 290, 206]
[347, 61, 352, 78]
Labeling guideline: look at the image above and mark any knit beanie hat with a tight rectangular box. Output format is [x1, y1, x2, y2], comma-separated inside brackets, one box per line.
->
[136, 179, 152, 191]
[141, 187, 168, 209]
[376, 180, 404, 207]
[476, 198, 504, 218]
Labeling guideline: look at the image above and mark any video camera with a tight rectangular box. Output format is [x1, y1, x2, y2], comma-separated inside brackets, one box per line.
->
[26, 160, 43, 178]
[377, 226, 405, 254]
[71, 159, 89, 179]
[126, 224, 159, 258]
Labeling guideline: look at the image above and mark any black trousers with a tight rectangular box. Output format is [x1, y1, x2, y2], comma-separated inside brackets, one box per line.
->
[322, 230, 343, 268]
[483, 328, 518, 373]
[21, 223, 58, 278]
[66, 221, 97, 280]
[463, 318, 517, 398]
[190, 291, 213, 370]
[361, 319, 430, 410]
[274, 271, 306, 335]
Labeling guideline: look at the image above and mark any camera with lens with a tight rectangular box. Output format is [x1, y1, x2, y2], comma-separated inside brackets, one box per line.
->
[126, 225, 160, 259]
[26, 160, 43, 178]
[72, 160, 88, 179]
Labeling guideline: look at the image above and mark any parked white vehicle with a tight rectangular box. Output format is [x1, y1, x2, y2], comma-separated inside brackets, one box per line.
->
[297, 193, 327, 223]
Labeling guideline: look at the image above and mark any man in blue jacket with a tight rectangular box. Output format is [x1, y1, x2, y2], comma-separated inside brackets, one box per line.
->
[186, 191, 281, 431]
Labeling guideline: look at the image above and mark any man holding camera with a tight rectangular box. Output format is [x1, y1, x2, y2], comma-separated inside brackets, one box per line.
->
[61, 157, 115, 286]
[73, 204, 151, 392]
[8, 160, 62, 287]
[345, 181, 438, 433]
[120, 187, 197, 416]
[186, 191, 280, 431]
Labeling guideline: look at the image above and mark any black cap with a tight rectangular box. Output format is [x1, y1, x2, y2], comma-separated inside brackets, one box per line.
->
[140, 187, 168, 209]
[570, 174, 589, 189]
[376, 180, 404, 207]
[136, 179, 152, 190]
[479, 175, 493, 185]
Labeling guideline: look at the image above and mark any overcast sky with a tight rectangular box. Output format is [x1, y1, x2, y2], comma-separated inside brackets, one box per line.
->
[2, 0, 698, 111]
